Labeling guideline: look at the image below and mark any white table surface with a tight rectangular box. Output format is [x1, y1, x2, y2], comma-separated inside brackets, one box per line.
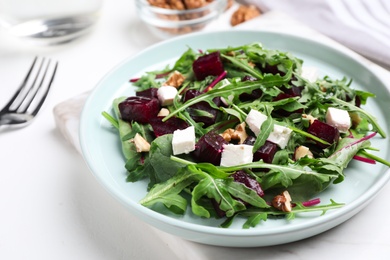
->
[1, 1, 390, 259]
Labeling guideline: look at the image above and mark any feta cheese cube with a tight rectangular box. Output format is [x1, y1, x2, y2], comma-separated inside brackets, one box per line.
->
[172, 126, 196, 155]
[267, 124, 292, 149]
[220, 144, 253, 167]
[301, 66, 319, 83]
[157, 85, 178, 106]
[245, 109, 267, 136]
[326, 107, 351, 133]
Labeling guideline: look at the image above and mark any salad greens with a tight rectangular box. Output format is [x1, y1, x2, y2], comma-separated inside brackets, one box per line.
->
[103, 42, 389, 228]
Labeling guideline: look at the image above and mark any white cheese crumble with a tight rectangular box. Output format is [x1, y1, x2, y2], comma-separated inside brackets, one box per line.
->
[157, 85, 177, 106]
[172, 126, 196, 155]
[245, 109, 267, 136]
[267, 124, 292, 149]
[220, 144, 253, 167]
[301, 66, 319, 83]
[326, 107, 351, 133]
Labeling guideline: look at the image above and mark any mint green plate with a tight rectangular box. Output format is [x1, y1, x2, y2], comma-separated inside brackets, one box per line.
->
[80, 30, 390, 247]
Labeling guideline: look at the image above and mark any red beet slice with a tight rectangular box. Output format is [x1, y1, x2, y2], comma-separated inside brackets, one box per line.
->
[149, 116, 189, 137]
[239, 75, 263, 102]
[192, 51, 224, 81]
[118, 96, 160, 124]
[244, 136, 278, 163]
[232, 170, 264, 197]
[183, 89, 221, 126]
[193, 131, 227, 165]
[307, 120, 340, 148]
[281, 85, 303, 97]
[262, 64, 283, 75]
[136, 88, 158, 99]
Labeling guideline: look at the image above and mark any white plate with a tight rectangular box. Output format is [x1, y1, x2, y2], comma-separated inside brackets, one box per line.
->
[80, 30, 390, 247]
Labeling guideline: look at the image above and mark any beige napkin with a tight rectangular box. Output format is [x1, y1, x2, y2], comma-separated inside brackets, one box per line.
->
[53, 10, 390, 259]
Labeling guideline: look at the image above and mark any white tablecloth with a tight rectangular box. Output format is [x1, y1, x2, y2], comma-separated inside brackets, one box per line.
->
[1, 1, 390, 259]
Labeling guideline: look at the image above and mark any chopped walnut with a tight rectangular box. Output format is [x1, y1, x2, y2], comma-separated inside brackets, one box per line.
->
[131, 133, 151, 153]
[230, 5, 261, 26]
[163, 70, 186, 88]
[272, 191, 292, 212]
[148, 0, 171, 9]
[184, 0, 208, 9]
[157, 108, 170, 117]
[220, 122, 248, 144]
[147, 0, 234, 35]
[350, 112, 362, 128]
[302, 114, 316, 124]
[294, 145, 313, 160]
[221, 128, 235, 142]
[169, 0, 186, 10]
[247, 61, 256, 68]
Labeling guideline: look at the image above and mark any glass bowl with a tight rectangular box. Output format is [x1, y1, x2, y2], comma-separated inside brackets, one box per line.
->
[135, 0, 228, 39]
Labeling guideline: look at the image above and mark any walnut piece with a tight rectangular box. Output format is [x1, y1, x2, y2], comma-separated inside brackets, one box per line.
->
[157, 108, 170, 117]
[147, 0, 234, 35]
[272, 191, 292, 212]
[220, 122, 248, 144]
[294, 145, 313, 160]
[163, 71, 186, 88]
[230, 5, 261, 26]
[302, 114, 316, 124]
[131, 133, 151, 153]
[184, 0, 208, 9]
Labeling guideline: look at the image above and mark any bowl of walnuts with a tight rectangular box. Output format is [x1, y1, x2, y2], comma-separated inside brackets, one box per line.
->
[135, 0, 230, 38]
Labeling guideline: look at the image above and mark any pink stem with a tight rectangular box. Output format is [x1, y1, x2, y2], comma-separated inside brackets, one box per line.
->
[204, 70, 227, 93]
[330, 132, 377, 158]
[353, 155, 376, 164]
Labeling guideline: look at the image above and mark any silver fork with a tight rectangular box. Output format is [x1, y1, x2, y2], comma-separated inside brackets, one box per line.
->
[0, 57, 58, 127]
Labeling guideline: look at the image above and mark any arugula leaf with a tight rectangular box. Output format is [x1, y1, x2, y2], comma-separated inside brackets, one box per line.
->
[225, 179, 269, 208]
[252, 116, 273, 152]
[163, 77, 289, 122]
[221, 53, 263, 79]
[171, 48, 198, 78]
[147, 134, 188, 187]
[140, 166, 199, 214]
[191, 172, 246, 218]
[230, 199, 344, 229]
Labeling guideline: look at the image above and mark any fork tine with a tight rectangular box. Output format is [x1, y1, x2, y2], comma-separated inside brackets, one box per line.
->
[18, 58, 47, 113]
[31, 60, 58, 116]
[1, 57, 39, 111]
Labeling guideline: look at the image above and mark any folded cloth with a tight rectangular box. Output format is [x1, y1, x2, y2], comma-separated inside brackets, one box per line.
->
[243, 0, 390, 69]
[53, 10, 390, 259]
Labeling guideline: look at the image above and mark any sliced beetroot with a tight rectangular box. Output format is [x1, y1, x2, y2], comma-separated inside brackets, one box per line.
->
[281, 85, 303, 97]
[118, 96, 160, 124]
[262, 64, 285, 75]
[307, 120, 340, 148]
[346, 95, 361, 107]
[211, 199, 226, 218]
[244, 136, 278, 163]
[274, 92, 294, 101]
[239, 75, 263, 101]
[192, 51, 224, 81]
[232, 170, 264, 197]
[193, 131, 227, 165]
[149, 116, 189, 137]
[136, 88, 158, 99]
[183, 89, 221, 126]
